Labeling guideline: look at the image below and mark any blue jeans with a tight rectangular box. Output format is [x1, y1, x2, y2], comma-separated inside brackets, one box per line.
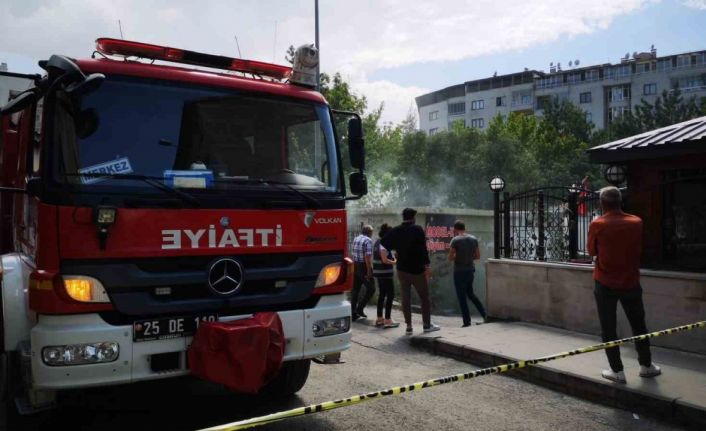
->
[454, 269, 486, 325]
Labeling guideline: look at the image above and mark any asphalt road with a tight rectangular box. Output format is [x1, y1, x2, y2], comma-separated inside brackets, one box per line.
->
[6, 310, 684, 431]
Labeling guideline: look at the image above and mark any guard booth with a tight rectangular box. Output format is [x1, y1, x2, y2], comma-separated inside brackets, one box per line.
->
[588, 115, 706, 272]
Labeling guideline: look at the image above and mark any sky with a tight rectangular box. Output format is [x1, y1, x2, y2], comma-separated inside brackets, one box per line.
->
[1, 0, 705, 124]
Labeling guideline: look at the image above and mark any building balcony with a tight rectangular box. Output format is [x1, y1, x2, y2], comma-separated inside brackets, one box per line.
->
[511, 100, 533, 108]
[681, 85, 706, 93]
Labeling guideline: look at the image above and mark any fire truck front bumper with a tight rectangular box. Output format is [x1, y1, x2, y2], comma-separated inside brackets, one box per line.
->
[30, 294, 351, 390]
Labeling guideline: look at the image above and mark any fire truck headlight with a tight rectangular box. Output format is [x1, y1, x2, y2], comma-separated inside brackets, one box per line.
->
[63, 276, 110, 303]
[312, 317, 350, 337]
[42, 342, 119, 366]
[315, 263, 342, 288]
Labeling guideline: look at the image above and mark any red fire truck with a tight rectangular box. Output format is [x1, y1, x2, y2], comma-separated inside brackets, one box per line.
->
[0, 38, 367, 413]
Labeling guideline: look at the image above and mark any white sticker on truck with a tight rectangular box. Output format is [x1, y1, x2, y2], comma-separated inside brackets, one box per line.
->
[78, 157, 133, 184]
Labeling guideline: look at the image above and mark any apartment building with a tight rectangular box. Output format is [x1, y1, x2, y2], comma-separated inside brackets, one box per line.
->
[417, 49, 706, 135]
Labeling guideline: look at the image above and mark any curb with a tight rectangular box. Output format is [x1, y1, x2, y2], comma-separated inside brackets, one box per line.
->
[410, 335, 706, 430]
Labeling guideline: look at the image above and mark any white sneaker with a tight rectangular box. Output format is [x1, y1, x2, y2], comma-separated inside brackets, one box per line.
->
[601, 369, 626, 384]
[640, 363, 662, 378]
[423, 323, 441, 333]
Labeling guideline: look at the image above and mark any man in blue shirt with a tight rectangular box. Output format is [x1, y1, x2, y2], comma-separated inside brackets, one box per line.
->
[351, 225, 374, 321]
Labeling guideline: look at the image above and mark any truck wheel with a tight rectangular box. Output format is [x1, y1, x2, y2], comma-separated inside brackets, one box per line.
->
[0, 351, 19, 421]
[262, 359, 311, 397]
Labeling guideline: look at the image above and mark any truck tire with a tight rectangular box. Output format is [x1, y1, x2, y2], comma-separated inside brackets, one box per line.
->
[262, 359, 311, 397]
[0, 329, 20, 422]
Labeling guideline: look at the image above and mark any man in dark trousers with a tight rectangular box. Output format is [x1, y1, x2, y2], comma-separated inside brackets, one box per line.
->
[381, 208, 440, 334]
[350, 225, 375, 321]
[448, 220, 487, 327]
[588, 186, 661, 383]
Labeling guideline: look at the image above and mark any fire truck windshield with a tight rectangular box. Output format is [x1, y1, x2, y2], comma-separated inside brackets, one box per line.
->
[51, 76, 341, 205]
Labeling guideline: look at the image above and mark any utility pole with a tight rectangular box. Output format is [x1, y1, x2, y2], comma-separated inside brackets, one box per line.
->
[315, 0, 320, 91]
[234, 35, 242, 58]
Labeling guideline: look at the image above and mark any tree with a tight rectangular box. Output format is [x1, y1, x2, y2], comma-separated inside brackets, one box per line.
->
[605, 87, 706, 141]
[285, 45, 296, 64]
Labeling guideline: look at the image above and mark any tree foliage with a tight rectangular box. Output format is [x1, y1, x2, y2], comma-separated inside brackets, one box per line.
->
[309, 72, 706, 209]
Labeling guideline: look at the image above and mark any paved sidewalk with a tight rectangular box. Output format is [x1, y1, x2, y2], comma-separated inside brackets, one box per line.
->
[403, 315, 706, 429]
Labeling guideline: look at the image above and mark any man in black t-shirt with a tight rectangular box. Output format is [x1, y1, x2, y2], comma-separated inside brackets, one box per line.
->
[381, 208, 440, 334]
[448, 220, 486, 327]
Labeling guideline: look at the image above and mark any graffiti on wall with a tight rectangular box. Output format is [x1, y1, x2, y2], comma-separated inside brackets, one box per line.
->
[425, 214, 457, 254]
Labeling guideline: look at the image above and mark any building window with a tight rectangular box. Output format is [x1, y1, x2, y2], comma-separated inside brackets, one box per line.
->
[448, 102, 465, 116]
[471, 100, 484, 110]
[579, 92, 592, 104]
[657, 59, 672, 71]
[512, 90, 532, 107]
[585, 69, 599, 81]
[609, 85, 631, 102]
[608, 106, 630, 122]
[470, 118, 484, 129]
[585, 112, 592, 123]
[643, 83, 657, 95]
[536, 95, 551, 110]
[677, 55, 691, 68]
[429, 110, 439, 121]
[496, 96, 506, 107]
[429, 128, 439, 136]
[675, 75, 705, 92]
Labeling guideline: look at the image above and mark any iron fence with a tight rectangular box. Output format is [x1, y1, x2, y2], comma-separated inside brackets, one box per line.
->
[496, 187, 600, 262]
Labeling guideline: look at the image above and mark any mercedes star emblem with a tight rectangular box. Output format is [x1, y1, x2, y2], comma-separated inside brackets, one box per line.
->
[220, 216, 230, 228]
[207, 258, 244, 296]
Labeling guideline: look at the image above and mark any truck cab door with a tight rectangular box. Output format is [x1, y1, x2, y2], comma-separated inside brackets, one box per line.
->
[0, 114, 21, 253]
[11, 104, 40, 259]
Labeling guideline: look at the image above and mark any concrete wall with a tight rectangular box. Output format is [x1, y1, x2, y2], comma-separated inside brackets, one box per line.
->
[486, 259, 706, 354]
[349, 207, 494, 317]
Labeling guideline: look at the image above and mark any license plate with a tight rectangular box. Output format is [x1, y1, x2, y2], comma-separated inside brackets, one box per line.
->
[133, 314, 218, 342]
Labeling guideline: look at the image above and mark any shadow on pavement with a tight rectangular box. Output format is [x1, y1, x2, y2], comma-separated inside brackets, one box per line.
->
[6, 377, 335, 431]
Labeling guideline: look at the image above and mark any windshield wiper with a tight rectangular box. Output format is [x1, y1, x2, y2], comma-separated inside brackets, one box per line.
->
[215, 177, 321, 209]
[69, 173, 201, 208]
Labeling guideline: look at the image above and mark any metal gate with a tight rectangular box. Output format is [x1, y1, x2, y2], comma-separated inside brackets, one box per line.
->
[495, 187, 600, 262]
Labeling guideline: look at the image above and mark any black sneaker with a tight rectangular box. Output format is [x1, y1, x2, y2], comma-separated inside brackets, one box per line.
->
[461, 323, 471, 328]
[352, 314, 360, 322]
[357, 310, 368, 318]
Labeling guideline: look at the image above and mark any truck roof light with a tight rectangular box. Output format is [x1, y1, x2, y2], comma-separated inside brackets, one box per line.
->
[95, 38, 292, 80]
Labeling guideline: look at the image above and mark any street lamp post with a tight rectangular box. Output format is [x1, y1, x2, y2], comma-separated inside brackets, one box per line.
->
[604, 165, 627, 186]
[490, 176, 506, 259]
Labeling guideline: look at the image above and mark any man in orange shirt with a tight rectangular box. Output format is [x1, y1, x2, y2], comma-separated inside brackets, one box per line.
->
[588, 186, 661, 384]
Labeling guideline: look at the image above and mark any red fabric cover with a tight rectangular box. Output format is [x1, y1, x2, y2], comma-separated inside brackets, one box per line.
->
[188, 312, 285, 393]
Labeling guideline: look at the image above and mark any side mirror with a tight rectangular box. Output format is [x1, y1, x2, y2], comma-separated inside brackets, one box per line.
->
[0, 91, 37, 116]
[349, 172, 368, 197]
[348, 117, 365, 171]
[45, 55, 85, 84]
[66, 73, 105, 96]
